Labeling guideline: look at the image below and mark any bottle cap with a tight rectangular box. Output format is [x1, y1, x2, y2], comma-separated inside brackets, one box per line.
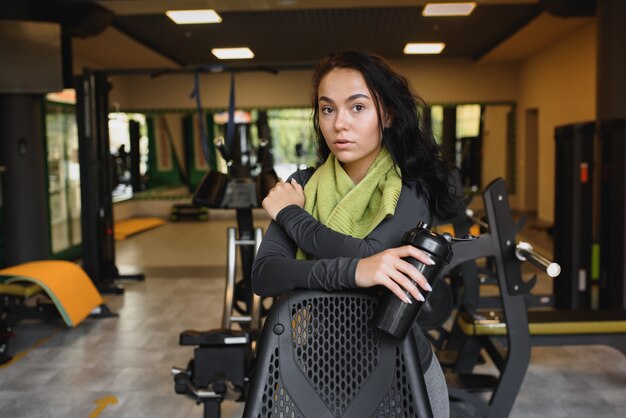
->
[402, 222, 453, 263]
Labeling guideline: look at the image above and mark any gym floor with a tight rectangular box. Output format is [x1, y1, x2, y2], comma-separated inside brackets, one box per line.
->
[0, 212, 625, 417]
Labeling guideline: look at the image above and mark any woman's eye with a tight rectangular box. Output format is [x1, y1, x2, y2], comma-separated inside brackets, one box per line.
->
[321, 107, 334, 114]
[353, 104, 364, 112]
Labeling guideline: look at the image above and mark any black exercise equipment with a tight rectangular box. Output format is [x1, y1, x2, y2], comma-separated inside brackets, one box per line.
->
[172, 117, 277, 418]
[75, 70, 144, 293]
[170, 204, 209, 222]
[242, 210, 467, 416]
[550, 118, 626, 311]
[553, 121, 595, 309]
[416, 278, 455, 332]
[599, 118, 626, 310]
[0, 283, 59, 365]
[435, 178, 554, 418]
[172, 329, 255, 418]
[456, 309, 626, 357]
[128, 120, 143, 192]
[0, 95, 51, 266]
[243, 290, 435, 418]
[438, 177, 626, 417]
[0, 283, 116, 365]
[194, 127, 278, 319]
[453, 208, 558, 310]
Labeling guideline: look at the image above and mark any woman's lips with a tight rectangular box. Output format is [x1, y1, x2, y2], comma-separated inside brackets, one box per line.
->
[333, 139, 352, 148]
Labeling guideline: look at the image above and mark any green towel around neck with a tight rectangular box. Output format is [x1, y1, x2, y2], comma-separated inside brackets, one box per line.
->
[296, 147, 402, 260]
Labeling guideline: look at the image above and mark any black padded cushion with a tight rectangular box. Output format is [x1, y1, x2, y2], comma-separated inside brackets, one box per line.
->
[179, 329, 249, 346]
[193, 170, 228, 208]
[290, 295, 381, 415]
[243, 290, 428, 417]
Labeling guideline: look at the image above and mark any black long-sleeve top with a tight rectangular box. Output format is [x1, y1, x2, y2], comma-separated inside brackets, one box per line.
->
[251, 168, 434, 369]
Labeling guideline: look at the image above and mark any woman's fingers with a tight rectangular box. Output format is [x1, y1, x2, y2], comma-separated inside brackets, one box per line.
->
[262, 180, 306, 220]
[383, 246, 433, 293]
[385, 265, 425, 302]
[290, 178, 303, 193]
[396, 245, 436, 268]
[393, 254, 432, 294]
[380, 274, 413, 304]
[355, 246, 434, 304]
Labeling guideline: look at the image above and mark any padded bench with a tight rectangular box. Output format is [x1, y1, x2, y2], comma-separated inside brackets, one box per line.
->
[0, 282, 43, 298]
[457, 309, 626, 355]
[0, 260, 105, 365]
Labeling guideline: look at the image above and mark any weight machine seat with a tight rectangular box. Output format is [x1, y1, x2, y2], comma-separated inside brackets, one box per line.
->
[0, 282, 43, 298]
[179, 329, 251, 347]
[243, 289, 433, 418]
[458, 309, 626, 336]
[0, 260, 103, 327]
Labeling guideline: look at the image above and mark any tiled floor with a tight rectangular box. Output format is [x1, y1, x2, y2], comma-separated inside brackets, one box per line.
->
[0, 211, 625, 418]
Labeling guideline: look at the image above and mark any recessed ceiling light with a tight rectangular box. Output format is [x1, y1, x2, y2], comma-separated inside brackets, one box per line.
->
[166, 9, 222, 24]
[403, 43, 446, 54]
[423, 2, 477, 17]
[212, 47, 255, 60]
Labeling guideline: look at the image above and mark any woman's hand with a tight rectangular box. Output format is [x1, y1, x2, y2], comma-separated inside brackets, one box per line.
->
[355, 245, 434, 303]
[262, 179, 305, 220]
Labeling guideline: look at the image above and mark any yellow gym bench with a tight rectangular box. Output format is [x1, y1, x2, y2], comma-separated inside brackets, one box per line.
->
[0, 260, 106, 364]
[457, 308, 626, 355]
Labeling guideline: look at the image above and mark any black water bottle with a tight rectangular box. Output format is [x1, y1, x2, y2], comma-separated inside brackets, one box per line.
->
[371, 222, 453, 339]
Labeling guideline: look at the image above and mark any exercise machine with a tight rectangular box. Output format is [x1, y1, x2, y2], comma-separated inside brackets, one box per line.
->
[243, 289, 437, 418]
[172, 121, 278, 417]
[437, 178, 626, 417]
[75, 70, 145, 294]
[432, 178, 555, 417]
[0, 260, 114, 365]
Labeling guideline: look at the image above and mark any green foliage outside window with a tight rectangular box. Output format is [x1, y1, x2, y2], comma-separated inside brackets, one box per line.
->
[267, 108, 318, 168]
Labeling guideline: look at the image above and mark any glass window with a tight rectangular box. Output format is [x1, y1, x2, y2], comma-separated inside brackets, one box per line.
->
[456, 104, 481, 138]
[430, 105, 443, 145]
[45, 101, 81, 254]
[267, 108, 316, 181]
[109, 112, 149, 200]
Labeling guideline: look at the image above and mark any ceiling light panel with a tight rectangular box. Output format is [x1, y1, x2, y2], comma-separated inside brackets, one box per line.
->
[166, 9, 222, 24]
[403, 43, 446, 54]
[212, 47, 255, 60]
[423, 2, 477, 17]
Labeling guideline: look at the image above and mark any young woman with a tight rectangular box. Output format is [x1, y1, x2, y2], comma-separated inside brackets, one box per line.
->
[252, 50, 455, 417]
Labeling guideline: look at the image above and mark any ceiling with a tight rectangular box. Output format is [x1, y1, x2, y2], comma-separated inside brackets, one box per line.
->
[65, 0, 595, 70]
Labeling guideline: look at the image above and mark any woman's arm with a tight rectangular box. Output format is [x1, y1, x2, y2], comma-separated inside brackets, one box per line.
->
[251, 220, 359, 297]
[275, 183, 429, 259]
[262, 170, 421, 259]
[252, 219, 434, 304]
[254, 172, 434, 300]
[276, 205, 397, 258]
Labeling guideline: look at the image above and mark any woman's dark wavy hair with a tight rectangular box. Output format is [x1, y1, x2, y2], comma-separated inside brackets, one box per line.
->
[311, 50, 455, 219]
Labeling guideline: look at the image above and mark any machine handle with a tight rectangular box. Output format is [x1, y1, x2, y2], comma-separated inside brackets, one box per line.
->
[465, 208, 489, 230]
[515, 241, 561, 278]
[464, 209, 560, 278]
[173, 370, 223, 400]
[214, 136, 232, 164]
[256, 138, 270, 167]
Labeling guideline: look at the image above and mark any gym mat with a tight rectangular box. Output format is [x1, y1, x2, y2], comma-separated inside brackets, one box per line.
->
[114, 217, 166, 240]
[0, 260, 103, 327]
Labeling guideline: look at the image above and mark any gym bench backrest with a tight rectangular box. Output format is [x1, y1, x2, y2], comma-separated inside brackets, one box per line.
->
[243, 289, 433, 418]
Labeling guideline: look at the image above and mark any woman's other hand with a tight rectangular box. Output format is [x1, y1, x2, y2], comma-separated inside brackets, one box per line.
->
[262, 179, 305, 220]
[355, 245, 434, 303]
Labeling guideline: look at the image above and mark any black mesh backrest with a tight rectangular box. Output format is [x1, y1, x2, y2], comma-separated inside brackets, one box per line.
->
[243, 290, 430, 418]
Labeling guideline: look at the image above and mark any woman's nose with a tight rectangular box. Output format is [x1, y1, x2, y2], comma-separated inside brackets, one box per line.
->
[334, 109, 348, 131]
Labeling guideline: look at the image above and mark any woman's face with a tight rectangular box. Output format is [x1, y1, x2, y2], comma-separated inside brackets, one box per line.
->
[317, 68, 384, 183]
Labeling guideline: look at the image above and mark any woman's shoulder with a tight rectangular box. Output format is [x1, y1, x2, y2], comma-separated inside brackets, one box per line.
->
[398, 180, 431, 218]
[287, 166, 317, 186]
